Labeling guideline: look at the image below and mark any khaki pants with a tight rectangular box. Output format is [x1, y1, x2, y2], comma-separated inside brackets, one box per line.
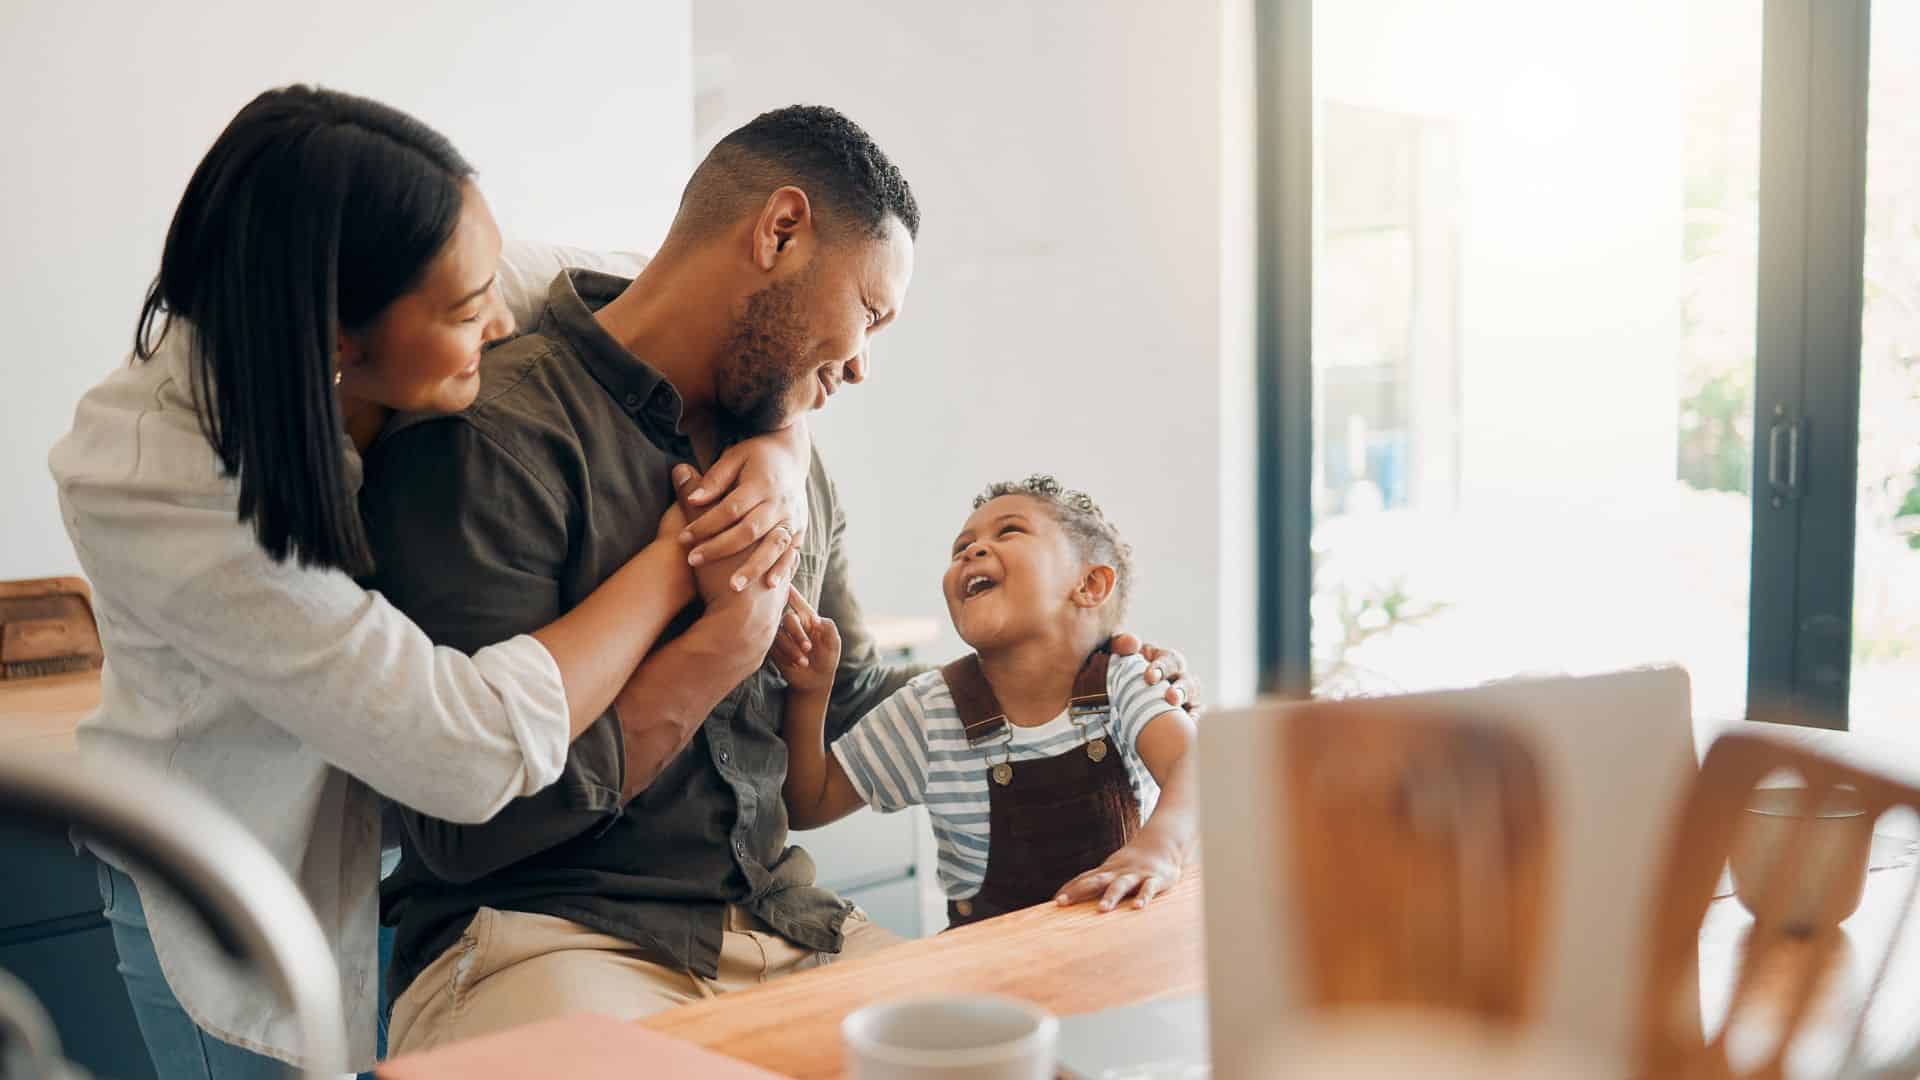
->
[387, 905, 898, 1057]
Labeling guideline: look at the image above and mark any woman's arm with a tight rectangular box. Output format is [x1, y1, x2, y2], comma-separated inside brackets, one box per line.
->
[63, 482, 591, 826]
[530, 502, 694, 738]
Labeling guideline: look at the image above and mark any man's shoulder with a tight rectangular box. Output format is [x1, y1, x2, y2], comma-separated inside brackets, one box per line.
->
[369, 331, 595, 484]
[379, 332, 568, 442]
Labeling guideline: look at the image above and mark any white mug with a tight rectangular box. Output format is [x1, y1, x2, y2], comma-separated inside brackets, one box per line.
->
[842, 994, 1058, 1080]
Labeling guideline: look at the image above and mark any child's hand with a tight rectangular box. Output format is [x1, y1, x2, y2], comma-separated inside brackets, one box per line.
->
[771, 587, 840, 695]
[1055, 835, 1188, 912]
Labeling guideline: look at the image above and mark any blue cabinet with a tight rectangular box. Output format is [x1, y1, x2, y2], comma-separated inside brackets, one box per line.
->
[0, 823, 155, 1079]
[800, 808, 931, 940]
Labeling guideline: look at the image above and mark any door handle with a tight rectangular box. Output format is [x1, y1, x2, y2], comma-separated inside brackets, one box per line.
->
[1767, 417, 1803, 502]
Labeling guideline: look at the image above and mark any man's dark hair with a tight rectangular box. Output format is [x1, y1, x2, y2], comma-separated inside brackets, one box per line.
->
[975, 475, 1134, 629]
[677, 105, 919, 242]
[135, 84, 475, 576]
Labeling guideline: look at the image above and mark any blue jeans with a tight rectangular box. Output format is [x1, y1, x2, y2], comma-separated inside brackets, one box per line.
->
[98, 864, 394, 1079]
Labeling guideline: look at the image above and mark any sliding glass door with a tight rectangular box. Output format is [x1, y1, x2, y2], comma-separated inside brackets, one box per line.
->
[1257, 0, 1910, 731]
[1303, 0, 1762, 723]
[1852, 0, 1920, 738]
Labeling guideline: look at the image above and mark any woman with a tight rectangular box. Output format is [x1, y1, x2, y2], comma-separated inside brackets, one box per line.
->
[47, 86, 812, 1077]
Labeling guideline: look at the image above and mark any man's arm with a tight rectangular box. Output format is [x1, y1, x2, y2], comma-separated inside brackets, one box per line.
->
[602, 464, 794, 801]
[606, 589, 786, 799]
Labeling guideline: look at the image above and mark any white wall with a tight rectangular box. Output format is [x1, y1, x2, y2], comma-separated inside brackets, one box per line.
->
[694, 1, 1258, 702]
[0, 0, 692, 580]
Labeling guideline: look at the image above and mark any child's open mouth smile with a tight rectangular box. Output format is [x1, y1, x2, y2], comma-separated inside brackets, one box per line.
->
[962, 573, 1000, 601]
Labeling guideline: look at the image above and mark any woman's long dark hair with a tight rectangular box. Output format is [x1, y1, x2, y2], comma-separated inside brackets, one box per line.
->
[135, 85, 474, 576]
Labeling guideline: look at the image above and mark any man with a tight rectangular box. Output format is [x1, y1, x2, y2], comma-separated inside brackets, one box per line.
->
[362, 105, 1192, 1054]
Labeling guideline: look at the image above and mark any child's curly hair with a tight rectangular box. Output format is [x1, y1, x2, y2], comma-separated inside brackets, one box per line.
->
[974, 475, 1134, 629]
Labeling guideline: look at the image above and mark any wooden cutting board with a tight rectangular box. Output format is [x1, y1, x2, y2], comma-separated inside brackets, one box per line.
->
[0, 577, 102, 681]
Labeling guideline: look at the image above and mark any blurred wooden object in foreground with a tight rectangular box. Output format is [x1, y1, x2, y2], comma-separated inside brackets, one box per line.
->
[1639, 730, 1920, 1080]
[1283, 700, 1550, 1025]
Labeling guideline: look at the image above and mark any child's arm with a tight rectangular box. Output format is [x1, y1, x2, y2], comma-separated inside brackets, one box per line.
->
[1056, 707, 1200, 911]
[771, 588, 868, 829]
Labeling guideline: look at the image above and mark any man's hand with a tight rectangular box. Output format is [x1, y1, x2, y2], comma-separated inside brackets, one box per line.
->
[770, 588, 840, 696]
[699, 569, 791, 678]
[1055, 832, 1191, 912]
[1108, 635, 1203, 715]
[675, 423, 812, 589]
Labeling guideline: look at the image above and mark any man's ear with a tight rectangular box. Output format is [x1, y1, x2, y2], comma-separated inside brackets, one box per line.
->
[751, 186, 814, 271]
[1074, 564, 1117, 610]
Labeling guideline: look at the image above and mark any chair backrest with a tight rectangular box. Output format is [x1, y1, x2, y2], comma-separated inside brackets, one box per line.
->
[0, 753, 347, 1079]
[1202, 667, 1696, 1079]
[1281, 700, 1550, 1024]
[1637, 731, 1920, 1080]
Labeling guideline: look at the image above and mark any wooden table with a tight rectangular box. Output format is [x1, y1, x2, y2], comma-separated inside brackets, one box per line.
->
[0, 669, 98, 755]
[643, 876, 1205, 1079]
[640, 723, 1920, 1080]
[634, 860, 1920, 1080]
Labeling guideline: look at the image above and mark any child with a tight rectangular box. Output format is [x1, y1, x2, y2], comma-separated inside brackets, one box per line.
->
[773, 475, 1198, 927]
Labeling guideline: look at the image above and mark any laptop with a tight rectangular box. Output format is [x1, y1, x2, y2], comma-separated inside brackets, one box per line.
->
[1056, 994, 1209, 1079]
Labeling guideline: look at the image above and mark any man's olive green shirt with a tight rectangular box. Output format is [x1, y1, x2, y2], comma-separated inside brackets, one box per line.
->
[360, 269, 916, 1002]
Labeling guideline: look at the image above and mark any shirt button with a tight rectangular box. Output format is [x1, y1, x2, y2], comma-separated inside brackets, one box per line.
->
[734, 840, 747, 858]
[718, 750, 731, 765]
[624, 392, 640, 408]
[955, 899, 974, 917]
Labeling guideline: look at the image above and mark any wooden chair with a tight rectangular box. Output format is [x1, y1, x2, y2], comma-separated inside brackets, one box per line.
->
[1281, 700, 1552, 1026]
[1636, 731, 1920, 1080]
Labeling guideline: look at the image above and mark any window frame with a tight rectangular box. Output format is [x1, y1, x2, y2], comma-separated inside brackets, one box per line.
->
[1253, 0, 1876, 727]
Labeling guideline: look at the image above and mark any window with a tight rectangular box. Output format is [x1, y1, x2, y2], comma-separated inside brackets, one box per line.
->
[1258, 0, 1906, 731]
[1851, 0, 1920, 737]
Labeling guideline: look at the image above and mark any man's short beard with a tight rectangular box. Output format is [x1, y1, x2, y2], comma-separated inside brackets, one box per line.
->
[714, 272, 812, 440]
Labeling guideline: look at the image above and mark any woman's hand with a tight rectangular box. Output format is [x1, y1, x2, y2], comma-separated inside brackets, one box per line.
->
[1108, 635, 1203, 715]
[1055, 833, 1190, 912]
[771, 587, 840, 695]
[675, 424, 812, 589]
